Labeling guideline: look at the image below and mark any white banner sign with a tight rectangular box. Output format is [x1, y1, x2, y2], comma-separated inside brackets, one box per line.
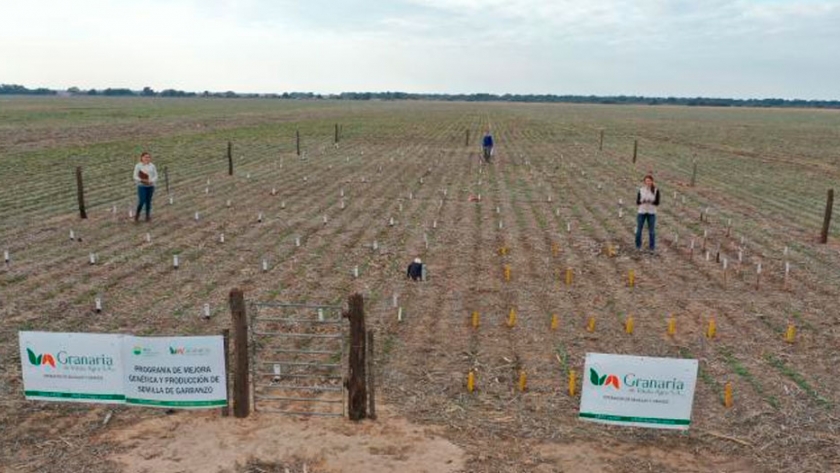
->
[579, 353, 698, 430]
[19, 332, 125, 403]
[123, 335, 227, 408]
[19, 332, 226, 409]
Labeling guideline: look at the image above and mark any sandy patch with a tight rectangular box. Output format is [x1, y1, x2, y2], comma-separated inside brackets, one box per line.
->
[107, 407, 465, 473]
[535, 440, 754, 473]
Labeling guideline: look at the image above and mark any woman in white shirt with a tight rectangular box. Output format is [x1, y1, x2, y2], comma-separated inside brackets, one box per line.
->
[133, 152, 158, 222]
[635, 174, 660, 251]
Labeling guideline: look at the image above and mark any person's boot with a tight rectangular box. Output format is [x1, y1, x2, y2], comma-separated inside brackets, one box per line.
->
[145, 214, 151, 222]
[134, 212, 140, 223]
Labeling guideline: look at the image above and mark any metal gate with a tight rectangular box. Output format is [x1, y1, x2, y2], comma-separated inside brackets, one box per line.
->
[249, 302, 346, 416]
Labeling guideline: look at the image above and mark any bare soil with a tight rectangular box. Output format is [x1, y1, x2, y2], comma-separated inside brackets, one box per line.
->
[2, 99, 839, 472]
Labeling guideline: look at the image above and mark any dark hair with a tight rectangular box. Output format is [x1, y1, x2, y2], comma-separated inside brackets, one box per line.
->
[643, 174, 656, 194]
[140, 152, 151, 159]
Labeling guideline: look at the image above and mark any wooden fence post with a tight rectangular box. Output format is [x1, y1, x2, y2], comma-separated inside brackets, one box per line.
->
[163, 166, 170, 194]
[221, 328, 231, 417]
[75, 166, 87, 219]
[335, 124, 339, 144]
[632, 139, 638, 164]
[599, 130, 604, 151]
[465, 129, 470, 147]
[820, 189, 834, 244]
[227, 141, 233, 176]
[296, 130, 301, 156]
[229, 288, 250, 418]
[691, 161, 698, 187]
[344, 293, 366, 421]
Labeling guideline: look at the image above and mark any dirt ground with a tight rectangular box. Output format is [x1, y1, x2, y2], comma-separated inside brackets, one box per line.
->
[103, 402, 754, 473]
[109, 406, 466, 473]
[1, 98, 839, 472]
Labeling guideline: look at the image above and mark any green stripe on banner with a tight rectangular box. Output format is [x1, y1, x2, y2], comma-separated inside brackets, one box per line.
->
[579, 412, 690, 426]
[25, 390, 125, 401]
[125, 398, 228, 408]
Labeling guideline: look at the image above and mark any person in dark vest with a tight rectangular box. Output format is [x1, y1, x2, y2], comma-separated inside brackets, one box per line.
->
[406, 257, 423, 281]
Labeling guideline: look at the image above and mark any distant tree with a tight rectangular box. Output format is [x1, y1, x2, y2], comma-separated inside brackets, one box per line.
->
[102, 88, 136, 96]
[160, 89, 196, 97]
[0, 84, 56, 95]
[1, 82, 839, 108]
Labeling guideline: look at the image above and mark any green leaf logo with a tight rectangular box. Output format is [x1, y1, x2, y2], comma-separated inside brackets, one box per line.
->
[590, 368, 605, 386]
[27, 348, 38, 365]
[590, 368, 620, 389]
[26, 348, 56, 367]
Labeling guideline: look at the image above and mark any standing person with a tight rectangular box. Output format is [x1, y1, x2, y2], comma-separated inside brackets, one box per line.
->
[635, 174, 660, 252]
[482, 130, 494, 162]
[133, 152, 158, 222]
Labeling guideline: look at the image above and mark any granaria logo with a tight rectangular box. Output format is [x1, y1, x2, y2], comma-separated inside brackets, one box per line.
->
[590, 368, 621, 389]
[26, 346, 114, 367]
[589, 367, 687, 393]
[27, 348, 56, 368]
[169, 346, 210, 356]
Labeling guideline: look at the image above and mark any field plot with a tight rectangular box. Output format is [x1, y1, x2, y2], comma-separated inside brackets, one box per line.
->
[1, 97, 839, 472]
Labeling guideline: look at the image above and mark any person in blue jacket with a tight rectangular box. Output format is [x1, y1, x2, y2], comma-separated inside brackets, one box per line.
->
[482, 131, 494, 162]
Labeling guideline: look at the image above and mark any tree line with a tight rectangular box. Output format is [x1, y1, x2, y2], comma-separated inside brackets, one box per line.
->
[2, 84, 838, 109]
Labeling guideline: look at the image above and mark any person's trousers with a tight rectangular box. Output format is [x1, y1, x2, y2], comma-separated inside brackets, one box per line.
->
[635, 213, 656, 250]
[136, 185, 155, 218]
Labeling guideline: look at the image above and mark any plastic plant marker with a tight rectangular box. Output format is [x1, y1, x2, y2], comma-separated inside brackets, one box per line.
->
[724, 382, 733, 408]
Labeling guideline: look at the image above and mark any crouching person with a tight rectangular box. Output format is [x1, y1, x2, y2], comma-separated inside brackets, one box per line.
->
[407, 258, 425, 281]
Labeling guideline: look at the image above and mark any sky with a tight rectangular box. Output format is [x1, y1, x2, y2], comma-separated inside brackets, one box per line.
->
[0, 0, 838, 99]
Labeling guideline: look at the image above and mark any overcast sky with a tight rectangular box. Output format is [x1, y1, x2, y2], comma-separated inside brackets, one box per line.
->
[1, 0, 838, 99]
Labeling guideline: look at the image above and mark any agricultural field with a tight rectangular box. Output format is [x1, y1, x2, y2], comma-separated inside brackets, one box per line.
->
[1, 96, 839, 472]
